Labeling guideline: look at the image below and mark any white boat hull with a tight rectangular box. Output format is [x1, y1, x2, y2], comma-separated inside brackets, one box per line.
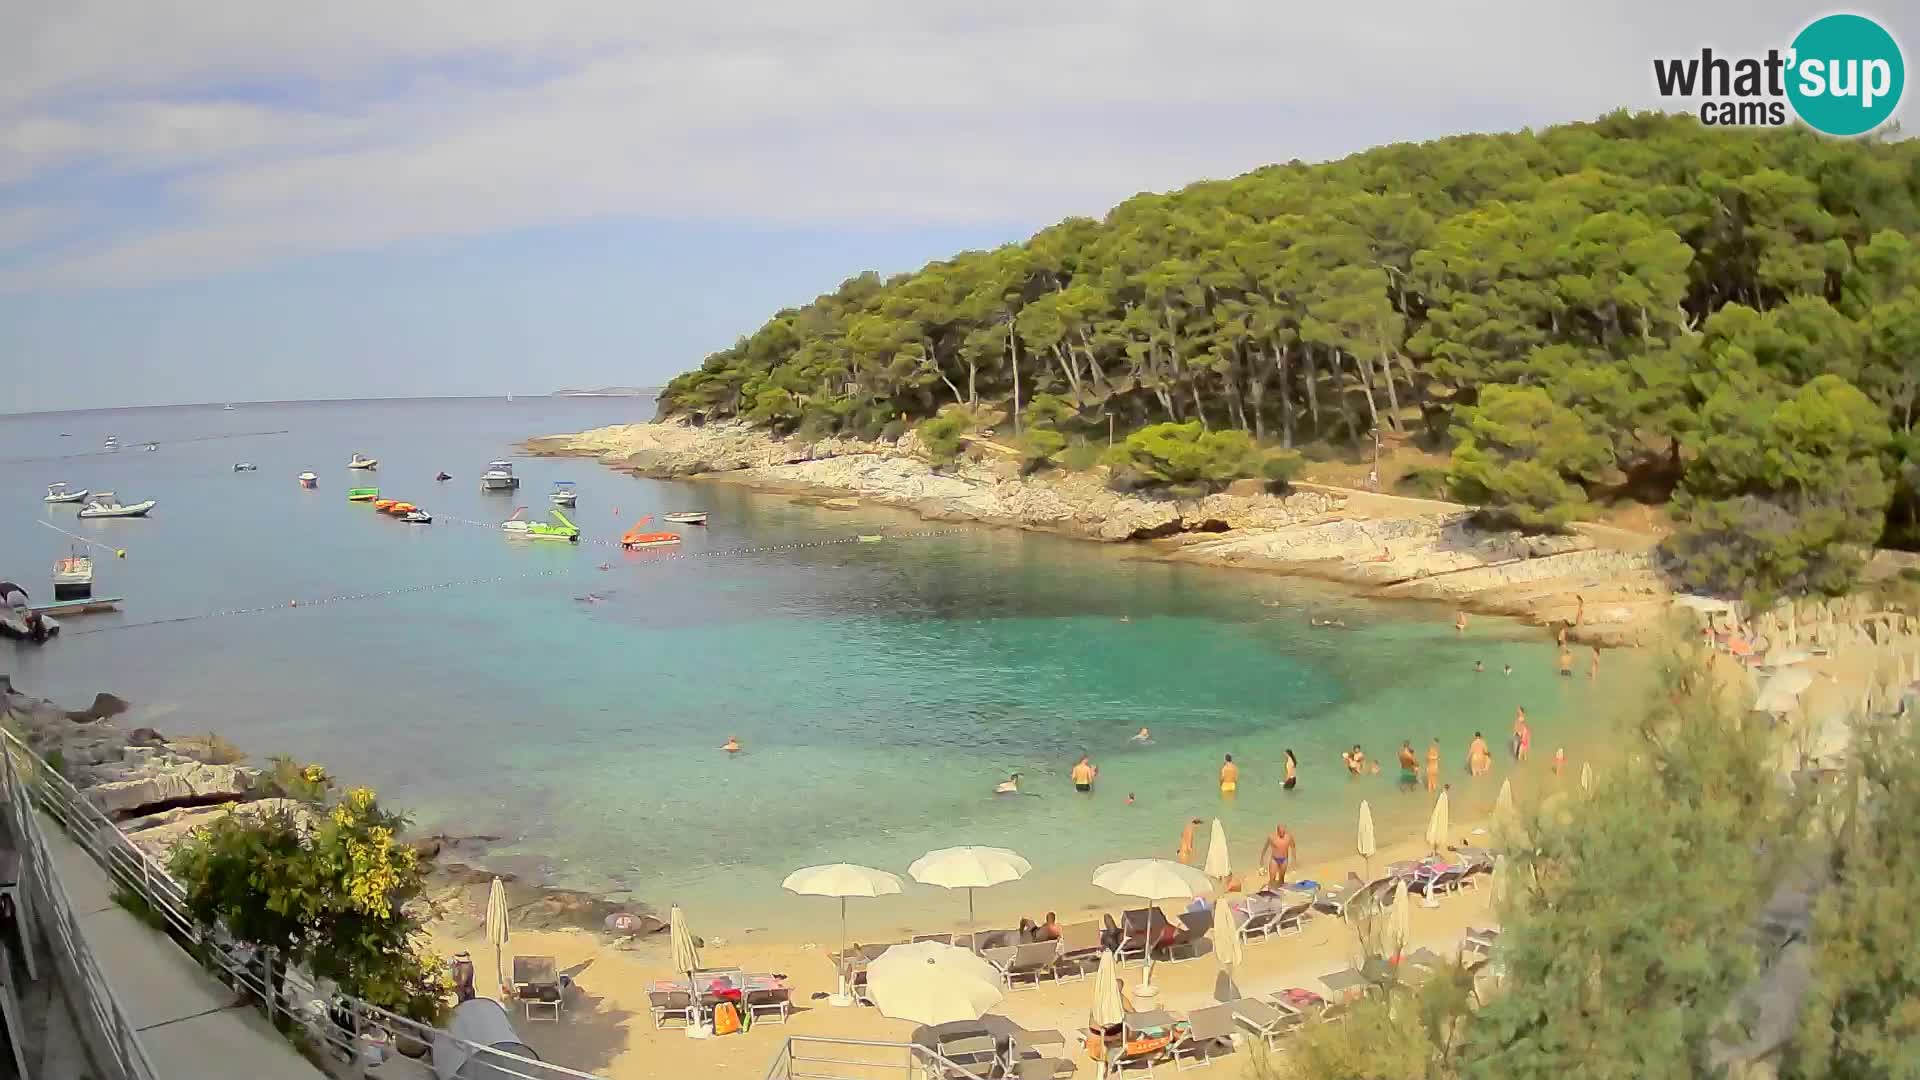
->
[44, 491, 87, 504]
[624, 537, 681, 548]
[78, 500, 156, 519]
[482, 477, 520, 490]
[662, 512, 708, 525]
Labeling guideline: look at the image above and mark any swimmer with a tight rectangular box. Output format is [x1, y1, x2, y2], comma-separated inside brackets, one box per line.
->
[1469, 731, 1491, 776]
[598, 562, 612, 571]
[1283, 748, 1298, 791]
[720, 736, 742, 753]
[1350, 745, 1372, 779]
[1071, 755, 1098, 794]
[1455, 611, 1469, 632]
[994, 772, 1023, 795]
[1131, 727, 1153, 744]
[1474, 660, 1485, 673]
[1503, 663, 1513, 676]
[1124, 792, 1136, 806]
[575, 592, 604, 603]
[1219, 754, 1239, 796]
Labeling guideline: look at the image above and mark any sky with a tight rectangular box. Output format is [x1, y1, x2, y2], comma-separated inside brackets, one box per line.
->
[0, 2, 1913, 413]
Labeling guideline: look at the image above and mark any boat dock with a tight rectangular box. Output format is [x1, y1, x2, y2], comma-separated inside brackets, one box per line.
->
[29, 596, 124, 616]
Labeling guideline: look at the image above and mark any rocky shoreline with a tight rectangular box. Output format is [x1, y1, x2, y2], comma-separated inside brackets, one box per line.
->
[525, 419, 1670, 645]
[0, 675, 664, 939]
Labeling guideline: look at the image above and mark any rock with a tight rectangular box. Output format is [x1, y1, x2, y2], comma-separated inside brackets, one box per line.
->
[126, 727, 167, 747]
[1225, 478, 1268, 498]
[122, 798, 313, 860]
[65, 693, 130, 722]
[86, 759, 261, 818]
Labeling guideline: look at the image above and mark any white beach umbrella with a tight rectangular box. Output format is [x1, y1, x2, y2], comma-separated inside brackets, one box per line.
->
[908, 847, 1031, 947]
[1357, 800, 1377, 879]
[1493, 779, 1518, 846]
[1426, 789, 1451, 855]
[1091, 859, 1212, 991]
[866, 941, 1005, 1026]
[1090, 950, 1124, 1030]
[782, 864, 904, 1007]
[1579, 762, 1595, 794]
[1388, 879, 1411, 960]
[1212, 897, 1245, 970]
[1203, 819, 1232, 881]
[483, 877, 510, 992]
[1488, 854, 1507, 913]
[1754, 668, 1814, 714]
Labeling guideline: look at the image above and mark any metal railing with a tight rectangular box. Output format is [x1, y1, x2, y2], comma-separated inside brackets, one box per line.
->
[763, 1036, 968, 1080]
[0, 728, 608, 1080]
[0, 733, 161, 1080]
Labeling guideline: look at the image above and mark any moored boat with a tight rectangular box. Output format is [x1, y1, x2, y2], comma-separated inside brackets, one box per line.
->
[347, 487, 379, 502]
[402, 509, 433, 524]
[45, 482, 89, 504]
[662, 511, 708, 525]
[620, 516, 681, 549]
[480, 461, 520, 491]
[373, 498, 398, 512]
[54, 552, 94, 600]
[347, 453, 379, 470]
[550, 482, 578, 506]
[233, 462, 257, 472]
[299, 472, 319, 488]
[502, 507, 579, 542]
[77, 493, 155, 518]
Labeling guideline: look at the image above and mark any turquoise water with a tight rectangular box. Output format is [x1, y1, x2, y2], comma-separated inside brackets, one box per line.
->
[0, 398, 1648, 937]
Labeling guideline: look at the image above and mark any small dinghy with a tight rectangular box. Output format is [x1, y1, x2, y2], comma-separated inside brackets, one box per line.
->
[44, 482, 88, 504]
[550, 482, 579, 506]
[347, 487, 379, 502]
[621, 516, 682, 549]
[402, 509, 433, 524]
[77, 493, 156, 518]
[373, 498, 398, 512]
[347, 452, 379, 470]
[662, 511, 708, 525]
[233, 462, 257, 472]
[299, 472, 319, 488]
[435, 471, 452, 482]
[502, 507, 580, 542]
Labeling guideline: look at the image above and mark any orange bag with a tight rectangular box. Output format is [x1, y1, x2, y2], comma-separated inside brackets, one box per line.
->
[712, 1002, 742, 1036]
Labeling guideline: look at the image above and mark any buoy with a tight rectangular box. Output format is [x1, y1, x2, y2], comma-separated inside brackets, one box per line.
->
[117, 549, 127, 558]
[289, 600, 297, 607]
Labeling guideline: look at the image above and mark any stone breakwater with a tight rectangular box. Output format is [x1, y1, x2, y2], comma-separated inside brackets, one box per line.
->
[526, 419, 1669, 642]
[0, 675, 659, 936]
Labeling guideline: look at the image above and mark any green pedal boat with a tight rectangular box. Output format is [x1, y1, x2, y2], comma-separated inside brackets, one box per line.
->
[501, 507, 580, 542]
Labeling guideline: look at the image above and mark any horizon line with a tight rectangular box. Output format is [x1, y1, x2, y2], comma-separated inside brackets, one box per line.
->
[0, 390, 661, 421]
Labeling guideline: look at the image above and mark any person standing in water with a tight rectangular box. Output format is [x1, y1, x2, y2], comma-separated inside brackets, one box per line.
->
[1455, 611, 1469, 632]
[1590, 646, 1601, 679]
[1219, 754, 1239, 796]
[1469, 732, 1491, 777]
[1553, 747, 1567, 776]
[1283, 749, 1298, 791]
[1558, 647, 1574, 676]
[1176, 818, 1202, 864]
[1071, 755, 1098, 794]
[1426, 738, 1441, 793]
[1514, 714, 1532, 762]
[1396, 741, 1419, 791]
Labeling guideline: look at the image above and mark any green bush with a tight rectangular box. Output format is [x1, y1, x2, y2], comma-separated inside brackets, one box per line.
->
[1394, 463, 1451, 498]
[260, 755, 334, 804]
[918, 412, 971, 465]
[1105, 421, 1290, 491]
[1059, 440, 1105, 472]
[1017, 428, 1067, 474]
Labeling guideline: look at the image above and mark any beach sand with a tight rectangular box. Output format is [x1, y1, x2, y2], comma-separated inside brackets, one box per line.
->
[412, 820, 1504, 1079]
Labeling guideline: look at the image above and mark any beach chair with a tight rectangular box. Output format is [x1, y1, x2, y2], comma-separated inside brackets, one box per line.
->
[1168, 1004, 1238, 1070]
[913, 933, 955, 946]
[1311, 875, 1392, 918]
[647, 990, 693, 1028]
[511, 955, 563, 1022]
[1273, 899, 1314, 937]
[1224, 998, 1300, 1051]
[1158, 913, 1211, 964]
[1053, 921, 1102, 981]
[1014, 1057, 1074, 1080]
[936, 1034, 1000, 1080]
[745, 986, 791, 1025]
[1003, 941, 1064, 988]
[1236, 906, 1281, 943]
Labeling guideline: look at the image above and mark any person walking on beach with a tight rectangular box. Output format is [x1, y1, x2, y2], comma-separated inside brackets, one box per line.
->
[1177, 818, 1202, 864]
[1426, 738, 1441, 793]
[1469, 732, 1491, 777]
[1589, 646, 1601, 680]
[1396, 741, 1419, 790]
[1072, 755, 1098, 794]
[1283, 749, 1298, 791]
[1219, 754, 1239, 796]
[1258, 823, 1296, 887]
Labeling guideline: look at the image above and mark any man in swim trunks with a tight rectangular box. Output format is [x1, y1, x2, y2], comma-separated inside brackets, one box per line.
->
[1426, 738, 1441, 793]
[1396, 741, 1419, 790]
[1258, 824, 1295, 888]
[1176, 818, 1202, 864]
[1219, 754, 1239, 795]
[1072, 755, 1098, 793]
[1559, 648, 1574, 676]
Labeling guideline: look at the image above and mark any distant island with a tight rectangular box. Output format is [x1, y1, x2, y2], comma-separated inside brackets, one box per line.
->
[551, 386, 657, 397]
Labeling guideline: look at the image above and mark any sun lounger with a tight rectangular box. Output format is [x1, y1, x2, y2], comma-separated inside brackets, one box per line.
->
[936, 1033, 1000, 1080]
[1054, 921, 1102, 980]
[745, 986, 791, 1024]
[1157, 914, 1210, 963]
[1312, 875, 1394, 917]
[1169, 1004, 1238, 1070]
[1014, 1057, 1074, 1080]
[1224, 997, 1299, 1050]
[913, 933, 955, 945]
[511, 955, 564, 1021]
[981, 946, 1018, 980]
[1273, 899, 1313, 937]
[1001, 941, 1064, 987]
[647, 989, 693, 1028]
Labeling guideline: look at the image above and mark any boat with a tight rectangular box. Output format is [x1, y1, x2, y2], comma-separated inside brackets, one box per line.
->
[0, 606, 58, 643]
[103, 435, 119, 451]
[502, 507, 579, 542]
[621, 516, 682, 549]
[143, 443, 158, 452]
[347, 453, 379, 470]
[223, 403, 236, 411]
[857, 535, 883, 543]
[435, 471, 452, 482]
[402, 509, 433, 524]
[373, 499, 398, 512]
[44, 483, 89, 504]
[233, 462, 258, 472]
[347, 487, 379, 502]
[28, 596, 121, 616]
[480, 461, 520, 491]
[77, 493, 156, 518]
[550, 482, 578, 506]
[54, 552, 94, 600]
[662, 512, 708, 526]
[299, 472, 319, 488]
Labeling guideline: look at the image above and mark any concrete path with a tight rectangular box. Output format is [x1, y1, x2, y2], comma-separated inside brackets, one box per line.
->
[41, 820, 326, 1080]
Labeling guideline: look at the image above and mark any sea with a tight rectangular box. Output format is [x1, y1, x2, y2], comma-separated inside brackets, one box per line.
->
[0, 397, 1651, 940]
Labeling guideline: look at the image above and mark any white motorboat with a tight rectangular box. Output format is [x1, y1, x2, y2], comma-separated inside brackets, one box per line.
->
[402, 509, 433, 524]
[53, 552, 94, 601]
[347, 453, 379, 470]
[549, 482, 578, 506]
[662, 511, 708, 525]
[143, 443, 158, 452]
[223, 403, 236, 410]
[233, 462, 258, 472]
[298, 472, 319, 488]
[77, 493, 156, 519]
[103, 435, 119, 451]
[45, 482, 89, 504]
[480, 460, 520, 491]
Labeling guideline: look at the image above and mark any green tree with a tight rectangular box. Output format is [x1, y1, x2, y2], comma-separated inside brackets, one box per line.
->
[1448, 385, 1610, 529]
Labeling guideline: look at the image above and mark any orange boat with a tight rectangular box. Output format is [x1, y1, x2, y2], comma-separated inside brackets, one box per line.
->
[373, 499, 398, 512]
[390, 502, 417, 514]
[622, 516, 681, 549]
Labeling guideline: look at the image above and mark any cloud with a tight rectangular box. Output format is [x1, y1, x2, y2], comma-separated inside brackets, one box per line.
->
[0, 1, 1906, 290]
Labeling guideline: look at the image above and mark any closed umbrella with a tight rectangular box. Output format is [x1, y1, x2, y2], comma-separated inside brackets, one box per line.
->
[1357, 800, 1377, 879]
[1426, 789, 1450, 855]
[782, 864, 904, 1007]
[1212, 897, 1244, 970]
[1493, 779, 1518, 845]
[866, 942, 1005, 1026]
[1579, 762, 1595, 794]
[669, 905, 701, 1020]
[1388, 879, 1411, 961]
[1203, 819, 1232, 882]
[1091, 859, 1212, 992]
[483, 877, 510, 993]
[1488, 854, 1507, 912]
[1090, 950, 1124, 1030]
[908, 847, 1031, 948]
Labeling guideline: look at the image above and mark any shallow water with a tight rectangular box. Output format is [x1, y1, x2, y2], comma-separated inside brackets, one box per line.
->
[0, 398, 1651, 938]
